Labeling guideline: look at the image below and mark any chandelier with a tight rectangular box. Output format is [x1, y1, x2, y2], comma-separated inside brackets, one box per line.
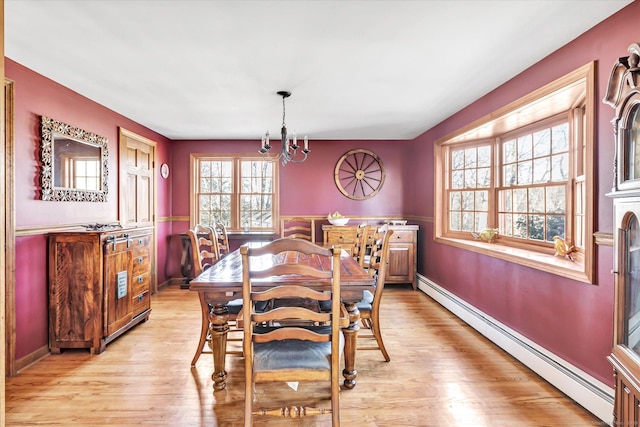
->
[259, 91, 309, 166]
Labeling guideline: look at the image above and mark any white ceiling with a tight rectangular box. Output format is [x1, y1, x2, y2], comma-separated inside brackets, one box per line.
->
[4, 0, 632, 141]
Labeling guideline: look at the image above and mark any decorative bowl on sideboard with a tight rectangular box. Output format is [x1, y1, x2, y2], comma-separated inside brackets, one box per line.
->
[328, 217, 350, 226]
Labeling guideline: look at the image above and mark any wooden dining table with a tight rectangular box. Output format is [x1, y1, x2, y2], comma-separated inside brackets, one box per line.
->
[189, 242, 376, 392]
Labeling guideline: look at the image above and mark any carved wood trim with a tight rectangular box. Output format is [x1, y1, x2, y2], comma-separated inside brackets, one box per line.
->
[5, 78, 15, 377]
[603, 42, 640, 195]
[40, 116, 109, 201]
[16, 223, 99, 237]
[593, 231, 614, 247]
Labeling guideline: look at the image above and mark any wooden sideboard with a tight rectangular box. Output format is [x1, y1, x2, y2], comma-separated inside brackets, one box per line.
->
[322, 224, 418, 289]
[48, 226, 153, 354]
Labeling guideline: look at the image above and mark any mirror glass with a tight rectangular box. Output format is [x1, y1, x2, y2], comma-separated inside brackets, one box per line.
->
[40, 116, 109, 201]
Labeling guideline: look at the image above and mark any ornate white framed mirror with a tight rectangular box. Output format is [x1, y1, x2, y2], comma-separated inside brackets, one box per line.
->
[40, 116, 109, 201]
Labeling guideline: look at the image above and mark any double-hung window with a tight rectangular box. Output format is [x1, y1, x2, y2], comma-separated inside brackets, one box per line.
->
[435, 63, 595, 283]
[190, 154, 279, 232]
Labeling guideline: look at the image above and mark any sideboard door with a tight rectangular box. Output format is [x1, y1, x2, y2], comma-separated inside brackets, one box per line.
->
[104, 237, 133, 337]
[48, 233, 102, 354]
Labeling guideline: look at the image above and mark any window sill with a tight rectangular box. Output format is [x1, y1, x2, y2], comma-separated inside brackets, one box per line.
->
[434, 236, 591, 284]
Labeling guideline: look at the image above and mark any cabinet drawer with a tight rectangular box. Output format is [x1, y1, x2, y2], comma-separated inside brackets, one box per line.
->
[132, 290, 150, 317]
[326, 230, 357, 244]
[390, 230, 414, 243]
[132, 272, 150, 296]
[132, 252, 150, 275]
[130, 235, 150, 255]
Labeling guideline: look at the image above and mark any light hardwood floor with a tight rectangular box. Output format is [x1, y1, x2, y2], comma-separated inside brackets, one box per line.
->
[6, 284, 602, 426]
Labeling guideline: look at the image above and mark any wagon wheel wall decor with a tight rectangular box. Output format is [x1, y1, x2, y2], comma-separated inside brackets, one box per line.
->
[334, 149, 385, 200]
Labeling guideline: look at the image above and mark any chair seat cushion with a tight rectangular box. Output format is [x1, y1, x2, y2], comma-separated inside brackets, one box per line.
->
[319, 289, 374, 312]
[354, 289, 375, 312]
[223, 299, 268, 315]
[253, 327, 344, 372]
[356, 301, 372, 312]
[227, 298, 243, 315]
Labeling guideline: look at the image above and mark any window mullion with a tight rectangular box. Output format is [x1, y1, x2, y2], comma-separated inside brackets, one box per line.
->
[232, 158, 241, 231]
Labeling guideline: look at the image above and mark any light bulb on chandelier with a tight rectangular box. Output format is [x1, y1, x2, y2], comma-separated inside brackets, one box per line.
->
[260, 90, 309, 166]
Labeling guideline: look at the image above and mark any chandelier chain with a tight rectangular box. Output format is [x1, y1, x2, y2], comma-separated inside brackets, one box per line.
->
[282, 96, 286, 128]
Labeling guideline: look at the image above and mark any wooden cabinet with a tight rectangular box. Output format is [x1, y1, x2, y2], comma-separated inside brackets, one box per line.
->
[604, 42, 640, 427]
[385, 226, 418, 289]
[323, 224, 418, 289]
[48, 226, 153, 354]
[609, 198, 640, 426]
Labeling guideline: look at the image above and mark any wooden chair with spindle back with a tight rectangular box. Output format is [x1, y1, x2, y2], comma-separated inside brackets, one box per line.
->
[358, 224, 393, 361]
[214, 222, 230, 257]
[241, 238, 344, 426]
[352, 223, 370, 267]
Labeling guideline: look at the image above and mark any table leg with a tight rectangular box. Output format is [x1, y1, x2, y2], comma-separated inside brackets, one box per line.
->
[208, 303, 230, 392]
[341, 301, 360, 389]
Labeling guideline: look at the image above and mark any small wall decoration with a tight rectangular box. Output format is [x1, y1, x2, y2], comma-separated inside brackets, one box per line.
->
[161, 163, 170, 179]
[334, 149, 385, 200]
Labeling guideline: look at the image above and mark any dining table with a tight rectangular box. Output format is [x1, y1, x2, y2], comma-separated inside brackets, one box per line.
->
[188, 241, 376, 392]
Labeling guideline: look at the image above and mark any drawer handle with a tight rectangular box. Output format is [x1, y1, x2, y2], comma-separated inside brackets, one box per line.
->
[137, 276, 144, 283]
[397, 235, 401, 239]
[138, 257, 143, 264]
[138, 239, 143, 245]
[137, 294, 144, 302]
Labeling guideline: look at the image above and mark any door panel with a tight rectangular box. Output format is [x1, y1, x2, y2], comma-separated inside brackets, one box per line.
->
[124, 140, 153, 226]
[118, 128, 157, 293]
[386, 244, 414, 282]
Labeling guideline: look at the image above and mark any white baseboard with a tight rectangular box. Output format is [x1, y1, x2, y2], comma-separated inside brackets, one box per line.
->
[417, 274, 614, 423]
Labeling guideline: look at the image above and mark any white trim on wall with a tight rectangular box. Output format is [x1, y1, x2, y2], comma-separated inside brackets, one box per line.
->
[417, 274, 614, 423]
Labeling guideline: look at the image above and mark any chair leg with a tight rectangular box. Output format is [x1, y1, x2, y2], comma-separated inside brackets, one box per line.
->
[361, 318, 372, 329]
[370, 311, 390, 362]
[191, 296, 210, 366]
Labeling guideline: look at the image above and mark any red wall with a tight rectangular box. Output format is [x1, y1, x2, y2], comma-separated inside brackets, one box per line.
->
[405, 1, 640, 386]
[7, 1, 640, 388]
[169, 139, 410, 235]
[7, 59, 173, 359]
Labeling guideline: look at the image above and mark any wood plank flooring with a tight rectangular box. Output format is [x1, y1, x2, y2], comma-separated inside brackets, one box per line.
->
[5, 284, 602, 426]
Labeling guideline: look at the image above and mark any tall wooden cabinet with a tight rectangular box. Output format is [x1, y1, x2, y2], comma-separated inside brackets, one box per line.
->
[322, 223, 418, 289]
[604, 42, 640, 426]
[48, 226, 153, 354]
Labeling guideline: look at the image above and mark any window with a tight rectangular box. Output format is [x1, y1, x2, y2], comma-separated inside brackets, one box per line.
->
[190, 154, 279, 232]
[498, 120, 571, 243]
[60, 157, 101, 190]
[434, 63, 595, 283]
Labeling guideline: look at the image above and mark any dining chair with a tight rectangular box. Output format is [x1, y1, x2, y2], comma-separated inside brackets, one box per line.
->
[214, 222, 230, 257]
[188, 224, 221, 273]
[352, 223, 370, 267]
[187, 224, 242, 365]
[241, 239, 343, 426]
[358, 225, 394, 362]
[280, 216, 315, 242]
